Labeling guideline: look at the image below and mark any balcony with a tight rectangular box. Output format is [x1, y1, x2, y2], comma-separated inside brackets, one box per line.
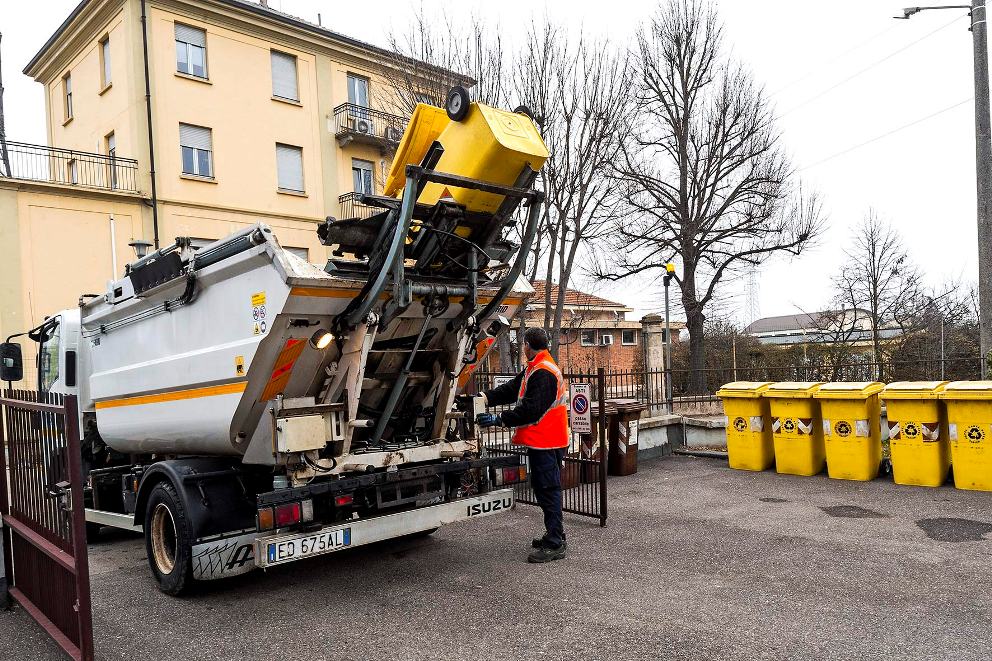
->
[333, 103, 407, 151]
[0, 141, 139, 193]
[337, 192, 380, 220]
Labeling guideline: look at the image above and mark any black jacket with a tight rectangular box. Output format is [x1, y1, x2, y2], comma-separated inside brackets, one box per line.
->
[483, 368, 557, 428]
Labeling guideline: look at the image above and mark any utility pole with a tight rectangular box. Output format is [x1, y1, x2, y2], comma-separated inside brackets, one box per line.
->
[663, 263, 675, 413]
[0, 32, 12, 178]
[899, 3, 992, 375]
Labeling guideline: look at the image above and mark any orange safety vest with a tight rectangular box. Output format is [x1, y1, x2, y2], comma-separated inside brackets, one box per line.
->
[512, 350, 570, 450]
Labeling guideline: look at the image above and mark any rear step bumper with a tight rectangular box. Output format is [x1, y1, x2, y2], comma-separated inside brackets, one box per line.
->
[255, 488, 514, 568]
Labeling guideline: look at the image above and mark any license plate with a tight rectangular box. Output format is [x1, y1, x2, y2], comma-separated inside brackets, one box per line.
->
[266, 527, 351, 565]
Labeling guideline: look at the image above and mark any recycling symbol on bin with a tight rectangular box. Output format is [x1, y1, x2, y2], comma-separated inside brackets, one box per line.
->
[903, 422, 920, 440]
[782, 418, 797, 433]
[733, 416, 748, 432]
[965, 425, 985, 443]
[834, 421, 852, 438]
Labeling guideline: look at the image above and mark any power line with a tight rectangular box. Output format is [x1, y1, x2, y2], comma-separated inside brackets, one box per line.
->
[799, 96, 973, 171]
[779, 15, 964, 118]
[770, 23, 900, 97]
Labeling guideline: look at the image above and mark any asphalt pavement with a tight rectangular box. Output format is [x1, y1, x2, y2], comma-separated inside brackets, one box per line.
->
[2, 455, 991, 660]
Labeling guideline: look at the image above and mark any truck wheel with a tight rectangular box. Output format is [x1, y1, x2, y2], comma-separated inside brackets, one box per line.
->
[445, 86, 470, 121]
[144, 482, 194, 596]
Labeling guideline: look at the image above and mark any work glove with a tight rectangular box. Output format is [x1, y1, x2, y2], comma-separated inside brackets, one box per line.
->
[476, 412, 502, 428]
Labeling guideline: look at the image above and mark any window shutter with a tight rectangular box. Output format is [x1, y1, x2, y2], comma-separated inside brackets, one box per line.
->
[271, 51, 298, 101]
[276, 144, 304, 191]
[284, 247, 309, 262]
[179, 123, 212, 151]
[102, 39, 112, 83]
[175, 23, 206, 47]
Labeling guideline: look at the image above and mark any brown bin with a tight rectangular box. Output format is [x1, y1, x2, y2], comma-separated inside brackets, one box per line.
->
[608, 399, 648, 476]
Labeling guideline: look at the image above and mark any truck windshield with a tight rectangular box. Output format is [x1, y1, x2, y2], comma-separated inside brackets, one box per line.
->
[38, 319, 60, 392]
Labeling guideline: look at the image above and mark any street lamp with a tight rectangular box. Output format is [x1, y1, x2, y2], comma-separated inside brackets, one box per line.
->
[128, 239, 153, 260]
[898, 2, 992, 376]
[663, 262, 676, 413]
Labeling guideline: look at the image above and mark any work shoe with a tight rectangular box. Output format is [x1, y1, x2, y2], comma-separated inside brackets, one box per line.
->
[531, 534, 567, 549]
[527, 543, 566, 563]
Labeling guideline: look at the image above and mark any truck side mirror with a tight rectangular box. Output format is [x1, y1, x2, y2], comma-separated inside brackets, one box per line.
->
[1, 342, 23, 382]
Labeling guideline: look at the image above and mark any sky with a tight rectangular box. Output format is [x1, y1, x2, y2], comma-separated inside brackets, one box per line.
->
[0, 0, 982, 324]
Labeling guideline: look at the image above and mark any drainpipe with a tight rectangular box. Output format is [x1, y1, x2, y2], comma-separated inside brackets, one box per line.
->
[140, 0, 160, 248]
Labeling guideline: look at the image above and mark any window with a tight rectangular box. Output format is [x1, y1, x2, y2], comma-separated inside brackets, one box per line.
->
[276, 143, 304, 192]
[100, 36, 112, 87]
[352, 158, 374, 195]
[39, 319, 60, 393]
[621, 329, 636, 345]
[271, 50, 298, 101]
[347, 74, 369, 107]
[106, 132, 117, 189]
[580, 330, 596, 347]
[67, 159, 78, 185]
[63, 73, 73, 121]
[179, 123, 213, 177]
[175, 23, 207, 78]
[284, 246, 309, 262]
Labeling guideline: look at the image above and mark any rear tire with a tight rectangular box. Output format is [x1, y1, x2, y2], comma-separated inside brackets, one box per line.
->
[144, 482, 194, 596]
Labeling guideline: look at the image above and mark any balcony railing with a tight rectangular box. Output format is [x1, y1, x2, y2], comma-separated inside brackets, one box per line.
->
[333, 103, 407, 149]
[0, 141, 139, 193]
[337, 192, 381, 220]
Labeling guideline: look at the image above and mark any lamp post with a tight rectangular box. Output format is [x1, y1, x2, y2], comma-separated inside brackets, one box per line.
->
[898, 3, 992, 375]
[663, 262, 675, 413]
[128, 238, 153, 260]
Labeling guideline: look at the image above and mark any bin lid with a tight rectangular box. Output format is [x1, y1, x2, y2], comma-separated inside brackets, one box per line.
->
[716, 381, 773, 398]
[763, 382, 824, 398]
[938, 381, 992, 400]
[812, 381, 884, 399]
[880, 381, 948, 400]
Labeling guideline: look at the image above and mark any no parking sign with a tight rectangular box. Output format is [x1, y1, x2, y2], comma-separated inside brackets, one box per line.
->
[570, 383, 592, 434]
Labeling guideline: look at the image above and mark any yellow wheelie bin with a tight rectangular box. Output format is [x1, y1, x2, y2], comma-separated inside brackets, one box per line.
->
[880, 381, 949, 487]
[938, 382, 992, 491]
[813, 382, 884, 481]
[717, 382, 775, 471]
[765, 382, 825, 476]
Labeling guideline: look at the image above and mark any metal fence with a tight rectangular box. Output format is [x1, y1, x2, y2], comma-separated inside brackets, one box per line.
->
[337, 192, 381, 220]
[332, 103, 407, 146]
[2, 141, 139, 193]
[0, 390, 94, 661]
[473, 370, 608, 526]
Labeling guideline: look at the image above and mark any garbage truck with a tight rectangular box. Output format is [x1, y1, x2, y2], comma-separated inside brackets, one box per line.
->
[0, 88, 548, 595]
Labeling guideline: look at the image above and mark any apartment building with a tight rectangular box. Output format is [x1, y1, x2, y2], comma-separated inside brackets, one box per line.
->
[2, 0, 453, 380]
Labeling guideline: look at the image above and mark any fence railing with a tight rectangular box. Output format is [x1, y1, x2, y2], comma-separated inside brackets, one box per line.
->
[337, 192, 381, 220]
[1, 141, 139, 193]
[332, 103, 407, 147]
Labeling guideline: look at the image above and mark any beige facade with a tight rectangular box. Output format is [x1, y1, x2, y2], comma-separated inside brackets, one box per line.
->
[3, 0, 442, 380]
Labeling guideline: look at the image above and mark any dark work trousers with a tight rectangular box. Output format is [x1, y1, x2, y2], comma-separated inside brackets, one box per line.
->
[528, 447, 565, 548]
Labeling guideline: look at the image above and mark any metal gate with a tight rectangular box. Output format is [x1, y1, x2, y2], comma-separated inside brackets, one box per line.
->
[0, 390, 94, 661]
[475, 369, 609, 526]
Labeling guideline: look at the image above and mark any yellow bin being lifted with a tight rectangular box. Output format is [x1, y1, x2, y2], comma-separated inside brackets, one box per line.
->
[765, 382, 825, 476]
[813, 382, 884, 481]
[880, 381, 949, 487]
[939, 382, 992, 491]
[383, 102, 549, 214]
[716, 382, 774, 471]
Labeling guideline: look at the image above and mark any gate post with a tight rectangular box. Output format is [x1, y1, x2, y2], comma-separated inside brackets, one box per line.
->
[64, 396, 95, 661]
[597, 368, 608, 527]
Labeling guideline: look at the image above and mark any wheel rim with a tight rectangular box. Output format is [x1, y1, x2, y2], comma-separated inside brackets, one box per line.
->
[448, 94, 462, 115]
[150, 503, 178, 575]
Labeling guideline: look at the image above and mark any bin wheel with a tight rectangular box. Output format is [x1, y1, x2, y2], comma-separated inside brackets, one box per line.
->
[445, 86, 470, 121]
[144, 481, 195, 596]
[513, 105, 538, 123]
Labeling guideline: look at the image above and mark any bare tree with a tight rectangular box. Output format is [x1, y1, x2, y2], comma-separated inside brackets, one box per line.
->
[832, 211, 925, 380]
[379, 10, 507, 115]
[595, 0, 823, 393]
[0, 32, 12, 177]
[515, 24, 632, 359]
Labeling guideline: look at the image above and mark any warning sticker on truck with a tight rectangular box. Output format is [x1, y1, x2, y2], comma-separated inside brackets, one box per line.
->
[251, 291, 268, 335]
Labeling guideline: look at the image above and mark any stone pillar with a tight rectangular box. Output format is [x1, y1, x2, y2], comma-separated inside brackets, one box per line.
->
[640, 314, 666, 405]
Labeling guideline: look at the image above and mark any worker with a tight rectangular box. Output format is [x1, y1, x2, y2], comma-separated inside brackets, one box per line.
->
[475, 327, 569, 563]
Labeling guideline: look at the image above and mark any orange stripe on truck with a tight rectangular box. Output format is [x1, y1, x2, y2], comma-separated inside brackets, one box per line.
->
[94, 381, 247, 410]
